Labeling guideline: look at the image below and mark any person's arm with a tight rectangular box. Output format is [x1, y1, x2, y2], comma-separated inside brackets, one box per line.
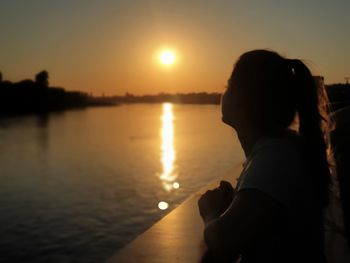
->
[200, 189, 285, 261]
[198, 181, 235, 224]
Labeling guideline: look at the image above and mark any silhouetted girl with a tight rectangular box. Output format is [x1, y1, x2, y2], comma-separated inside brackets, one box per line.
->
[198, 50, 331, 262]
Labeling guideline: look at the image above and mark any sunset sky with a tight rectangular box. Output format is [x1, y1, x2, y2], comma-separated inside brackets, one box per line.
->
[1, 0, 349, 95]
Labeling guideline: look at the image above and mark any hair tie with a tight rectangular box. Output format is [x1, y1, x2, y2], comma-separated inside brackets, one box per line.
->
[287, 59, 299, 75]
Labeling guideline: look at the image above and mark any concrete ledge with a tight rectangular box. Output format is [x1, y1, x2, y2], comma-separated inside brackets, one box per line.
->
[108, 162, 350, 263]
[108, 165, 242, 263]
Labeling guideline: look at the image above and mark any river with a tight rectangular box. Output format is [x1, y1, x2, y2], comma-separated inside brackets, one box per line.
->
[0, 104, 244, 262]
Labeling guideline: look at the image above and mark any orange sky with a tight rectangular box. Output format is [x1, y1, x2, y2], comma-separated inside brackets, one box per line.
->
[1, 1, 350, 95]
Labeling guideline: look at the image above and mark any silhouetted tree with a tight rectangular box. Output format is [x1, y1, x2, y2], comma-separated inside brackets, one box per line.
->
[0, 71, 2, 83]
[35, 70, 49, 88]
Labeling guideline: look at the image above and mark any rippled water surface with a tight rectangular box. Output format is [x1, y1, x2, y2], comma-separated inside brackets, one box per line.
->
[0, 104, 244, 262]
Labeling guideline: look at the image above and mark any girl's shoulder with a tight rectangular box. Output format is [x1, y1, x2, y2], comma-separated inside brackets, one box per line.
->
[238, 135, 308, 208]
[246, 134, 305, 170]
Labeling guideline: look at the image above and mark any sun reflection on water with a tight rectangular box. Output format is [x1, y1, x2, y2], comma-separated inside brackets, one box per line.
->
[157, 103, 178, 210]
[159, 103, 178, 191]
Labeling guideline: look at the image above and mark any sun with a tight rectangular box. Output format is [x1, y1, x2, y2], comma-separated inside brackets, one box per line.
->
[159, 50, 176, 65]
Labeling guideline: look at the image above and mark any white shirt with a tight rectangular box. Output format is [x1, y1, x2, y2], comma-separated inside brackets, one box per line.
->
[236, 136, 326, 262]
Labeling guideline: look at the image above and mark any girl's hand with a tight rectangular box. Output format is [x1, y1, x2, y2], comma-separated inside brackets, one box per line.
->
[198, 181, 235, 223]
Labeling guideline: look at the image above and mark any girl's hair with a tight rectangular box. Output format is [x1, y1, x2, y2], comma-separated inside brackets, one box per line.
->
[229, 50, 331, 208]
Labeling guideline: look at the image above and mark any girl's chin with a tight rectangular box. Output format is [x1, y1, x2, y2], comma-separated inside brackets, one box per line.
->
[221, 116, 236, 128]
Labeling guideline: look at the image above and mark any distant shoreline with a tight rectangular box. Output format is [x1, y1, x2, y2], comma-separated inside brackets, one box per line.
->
[1, 70, 350, 118]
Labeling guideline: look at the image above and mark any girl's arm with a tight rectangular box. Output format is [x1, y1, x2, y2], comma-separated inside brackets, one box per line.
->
[200, 189, 285, 261]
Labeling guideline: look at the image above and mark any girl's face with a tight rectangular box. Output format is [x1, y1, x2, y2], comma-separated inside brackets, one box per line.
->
[221, 80, 241, 129]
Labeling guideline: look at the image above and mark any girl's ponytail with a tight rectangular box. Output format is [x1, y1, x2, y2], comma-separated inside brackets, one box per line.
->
[289, 59, 331, 208]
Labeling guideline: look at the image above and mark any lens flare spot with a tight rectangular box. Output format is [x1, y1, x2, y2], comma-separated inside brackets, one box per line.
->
[158, 201, 169, 210]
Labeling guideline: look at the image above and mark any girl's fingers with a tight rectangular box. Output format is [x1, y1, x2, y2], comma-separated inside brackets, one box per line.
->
[219, 180, 234, 194]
